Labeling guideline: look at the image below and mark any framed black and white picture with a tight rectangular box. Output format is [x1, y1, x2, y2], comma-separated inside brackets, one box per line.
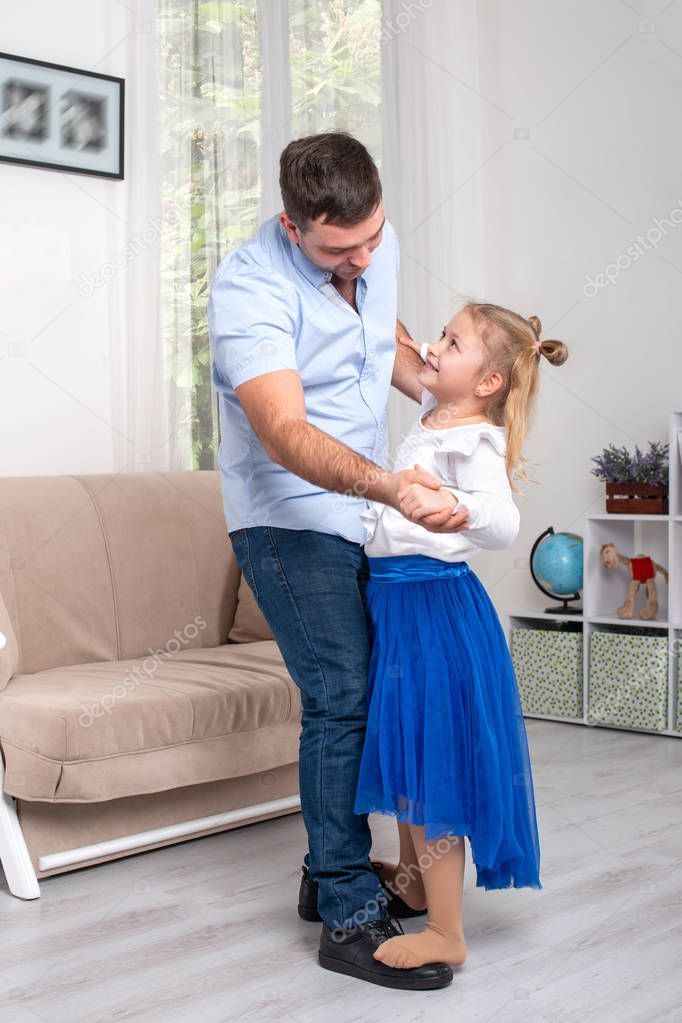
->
[0, 52, 124, 180]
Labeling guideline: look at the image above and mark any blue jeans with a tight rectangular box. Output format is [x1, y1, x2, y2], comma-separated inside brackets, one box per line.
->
[229, 526, 387, 929]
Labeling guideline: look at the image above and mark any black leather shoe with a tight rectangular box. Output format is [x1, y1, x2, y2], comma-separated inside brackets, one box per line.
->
[319, 918, 453, 990]
[298, 862, 426, 922]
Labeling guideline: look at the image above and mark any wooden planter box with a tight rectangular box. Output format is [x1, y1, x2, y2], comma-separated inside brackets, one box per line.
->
[605, 483, 668, 514]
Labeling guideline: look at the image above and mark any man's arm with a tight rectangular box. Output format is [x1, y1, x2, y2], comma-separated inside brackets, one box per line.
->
[235, 369, 469, 533]
[391, 318, 424, 403]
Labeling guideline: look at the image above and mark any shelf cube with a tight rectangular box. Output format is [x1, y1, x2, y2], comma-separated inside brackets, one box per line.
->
[589, 631, 668, 732]
[511, 627, 583, 718]
[584, 518, 669, 622]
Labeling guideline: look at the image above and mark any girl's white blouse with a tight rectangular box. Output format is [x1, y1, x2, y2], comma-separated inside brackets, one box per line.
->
[361, 388, 520, 562]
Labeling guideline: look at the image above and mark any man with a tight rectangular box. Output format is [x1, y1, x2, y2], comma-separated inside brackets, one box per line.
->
[208, 132, 469, 990]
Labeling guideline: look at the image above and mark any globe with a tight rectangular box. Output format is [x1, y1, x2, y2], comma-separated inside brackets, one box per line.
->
[530, 527, 583, 613]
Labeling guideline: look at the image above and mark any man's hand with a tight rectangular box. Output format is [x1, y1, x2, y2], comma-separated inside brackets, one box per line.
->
[396, 318, 423, 356]
[397, 464, 471, 534]
[392, 320, 425, 403]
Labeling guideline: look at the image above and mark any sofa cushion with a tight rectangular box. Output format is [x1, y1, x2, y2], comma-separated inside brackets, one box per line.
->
[228, 575, 273, 643]
[0, 641, 301, 803]
[0, 588, 19, 691]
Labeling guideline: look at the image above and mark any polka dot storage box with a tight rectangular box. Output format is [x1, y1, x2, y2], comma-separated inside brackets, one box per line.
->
[589, 630, 668, 732]
[511, 625, 583, 719]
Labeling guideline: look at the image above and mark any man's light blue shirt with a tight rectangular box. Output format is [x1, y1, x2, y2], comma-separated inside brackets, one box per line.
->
[208, 214, 399, 543]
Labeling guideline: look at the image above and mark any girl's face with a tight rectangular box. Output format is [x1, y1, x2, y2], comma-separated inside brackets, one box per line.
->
[417, 309, 487, 407]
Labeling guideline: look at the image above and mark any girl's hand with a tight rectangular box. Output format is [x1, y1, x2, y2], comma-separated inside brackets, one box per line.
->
[399, 482, 458, 521]
[388, 467, 442, 511]
[398, 464, 471, 533]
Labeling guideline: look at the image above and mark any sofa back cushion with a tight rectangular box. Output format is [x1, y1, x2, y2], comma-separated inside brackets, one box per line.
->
[228, 575, 273, 643]
[0, 471, 242, 675]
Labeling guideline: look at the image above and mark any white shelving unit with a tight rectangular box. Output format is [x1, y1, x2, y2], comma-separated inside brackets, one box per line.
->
[508, 412, 682, 739]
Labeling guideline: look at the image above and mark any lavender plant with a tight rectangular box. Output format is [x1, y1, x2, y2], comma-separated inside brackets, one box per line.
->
[591, 442, 669, 485]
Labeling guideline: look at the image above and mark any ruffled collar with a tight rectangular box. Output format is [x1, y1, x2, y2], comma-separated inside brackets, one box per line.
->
[418, 389, 507, 456]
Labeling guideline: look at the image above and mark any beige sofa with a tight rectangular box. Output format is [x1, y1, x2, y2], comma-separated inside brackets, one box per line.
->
[0, 471, 302, 899]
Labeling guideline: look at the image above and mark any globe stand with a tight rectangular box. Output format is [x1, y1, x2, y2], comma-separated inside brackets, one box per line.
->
[530, 527, 582, 615]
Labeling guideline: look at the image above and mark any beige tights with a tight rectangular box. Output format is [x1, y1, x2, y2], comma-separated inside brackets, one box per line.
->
[373, 822, 428, 910]
[374, 824, 468, 969]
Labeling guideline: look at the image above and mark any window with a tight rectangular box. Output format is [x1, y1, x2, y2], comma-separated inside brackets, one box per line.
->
[158, 0, 382, 469]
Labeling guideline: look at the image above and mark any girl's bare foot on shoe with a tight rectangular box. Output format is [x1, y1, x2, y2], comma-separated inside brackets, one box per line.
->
[373, 860, 427, 911]
[373, 924, 468, 969]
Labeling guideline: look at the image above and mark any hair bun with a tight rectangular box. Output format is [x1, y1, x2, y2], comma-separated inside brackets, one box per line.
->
[539, 338, 569, 367]
[527, 315, 542, 336]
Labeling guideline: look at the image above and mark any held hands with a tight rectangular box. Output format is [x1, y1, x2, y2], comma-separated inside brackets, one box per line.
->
[401, 480, 457, 519]
[390, 464, 470, 534]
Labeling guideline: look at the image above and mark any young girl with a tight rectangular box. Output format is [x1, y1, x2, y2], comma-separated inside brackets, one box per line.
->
[354, 301, 568, 971]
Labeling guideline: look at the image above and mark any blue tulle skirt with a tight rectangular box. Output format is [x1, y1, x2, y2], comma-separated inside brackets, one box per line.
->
[354, 554, 542, 891]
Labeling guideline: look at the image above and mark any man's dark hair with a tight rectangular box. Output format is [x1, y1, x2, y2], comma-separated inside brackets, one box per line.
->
[279, 132, 382, 231]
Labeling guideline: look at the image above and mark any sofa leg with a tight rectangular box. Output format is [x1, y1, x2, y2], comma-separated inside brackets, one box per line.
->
[0, 759, 40, 900]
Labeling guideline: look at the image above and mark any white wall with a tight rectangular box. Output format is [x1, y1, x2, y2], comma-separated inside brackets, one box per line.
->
[470, 0, 682, 617]
[0, 1, 146, 477]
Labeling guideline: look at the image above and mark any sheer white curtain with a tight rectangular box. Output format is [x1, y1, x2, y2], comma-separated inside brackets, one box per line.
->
[108, 0, 169, 473]
[381, 0, 485, 449]
[156, 0, 262, 470]
[152, 0, 384, 469]
[114, 1, 484, 471]
[259, 0, 291, 220]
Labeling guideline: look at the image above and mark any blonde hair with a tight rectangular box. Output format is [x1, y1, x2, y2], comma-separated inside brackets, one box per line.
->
[462, 302, 569, 494]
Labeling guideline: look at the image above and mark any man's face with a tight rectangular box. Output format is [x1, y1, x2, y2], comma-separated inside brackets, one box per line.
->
[280, 204, 385, 281]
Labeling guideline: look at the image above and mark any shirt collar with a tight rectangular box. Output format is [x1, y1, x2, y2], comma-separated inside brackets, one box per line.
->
[279, 219, 331, 289]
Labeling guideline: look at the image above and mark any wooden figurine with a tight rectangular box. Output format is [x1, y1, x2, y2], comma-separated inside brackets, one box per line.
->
[599, 542, 669, 620]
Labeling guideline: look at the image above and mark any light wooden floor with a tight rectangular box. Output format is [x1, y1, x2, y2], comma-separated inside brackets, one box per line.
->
[1, 720, 681, 1023]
